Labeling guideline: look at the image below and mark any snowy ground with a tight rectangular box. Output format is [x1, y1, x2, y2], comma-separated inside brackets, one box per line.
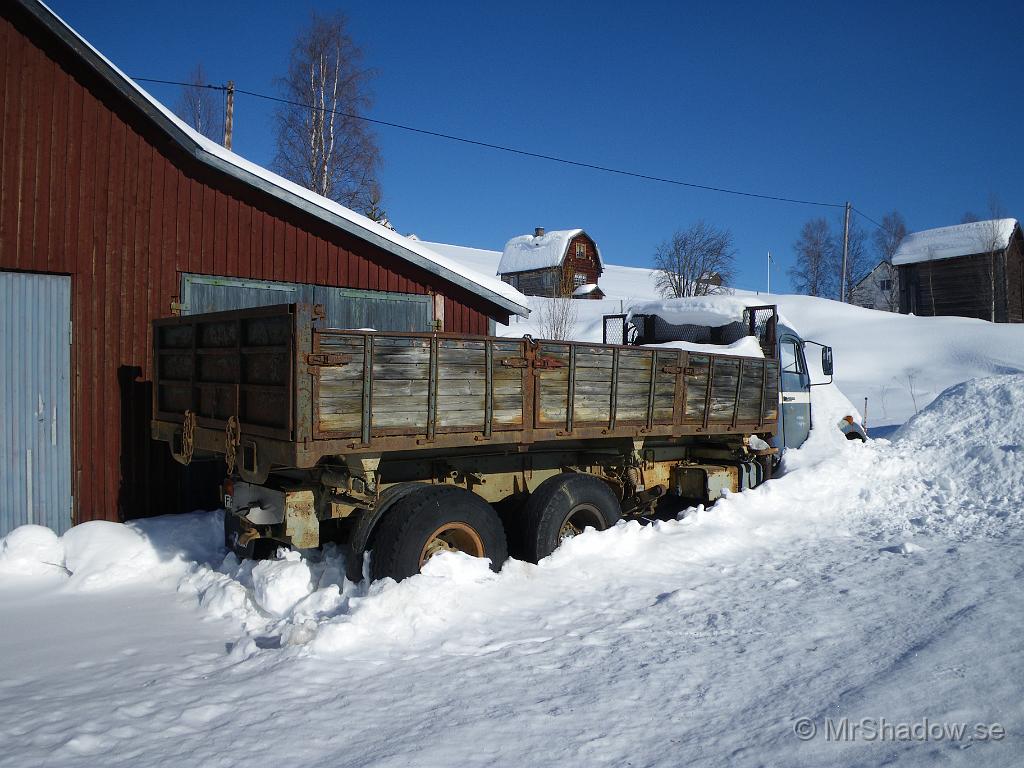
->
[2, 375, 1023, 766]
[4, 255, 1024, 765]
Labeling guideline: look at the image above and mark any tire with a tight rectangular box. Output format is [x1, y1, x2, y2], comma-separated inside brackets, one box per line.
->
[369, 485, 508, 582]
[521, 473, 621, 563]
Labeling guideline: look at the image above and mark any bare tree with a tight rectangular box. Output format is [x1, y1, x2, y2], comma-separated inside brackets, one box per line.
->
[789, 218, 837, 298]
[841, 216, 871, 303]
[536, 271, 578, 340]
[274, 12, 381, 214]
[176, 63, 223, 143]
[653, 220, 736, 298]
[960, 211, 980, 224]
[870, 210, 907, 311]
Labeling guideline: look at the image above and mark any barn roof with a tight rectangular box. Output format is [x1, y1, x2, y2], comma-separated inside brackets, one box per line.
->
[498, 229, 603, 274]
[892, 219, 1020, 266]
[20, 0, 529, 318]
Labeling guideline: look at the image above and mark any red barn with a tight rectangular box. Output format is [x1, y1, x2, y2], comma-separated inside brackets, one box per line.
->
[0, 0, 528, 536]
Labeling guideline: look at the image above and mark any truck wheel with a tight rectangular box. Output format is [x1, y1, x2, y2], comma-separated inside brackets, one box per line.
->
[521, 474, 621, 563]
[369, 485, 508, 582]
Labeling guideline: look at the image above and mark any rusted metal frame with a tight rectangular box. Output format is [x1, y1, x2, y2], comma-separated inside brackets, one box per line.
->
[361, 335, 374, 446]
[671, 350, 686, 436]
[234, 315, 242, 433]
[292, 305, 309, 444]
[702, 357, 715, 430]
[427, 335, 439, 442]
[758, 358, 768, 430]
[730, 358, 745, 429]
[484, 338, 494, 438]
[566, 344, 576, 434]
[609, 347, 620, 431]
[645, 350, 657, 431]
[522, 338, 536, 444]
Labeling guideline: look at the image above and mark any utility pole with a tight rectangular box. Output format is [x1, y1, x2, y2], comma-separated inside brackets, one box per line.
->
[840, 201, 851, 302]
[223, 80, 235, 150]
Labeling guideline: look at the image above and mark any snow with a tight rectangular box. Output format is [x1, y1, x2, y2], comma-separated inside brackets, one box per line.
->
[32, 2, 529, 316]
[645, 336, 765, 358]
[497, 229, 602, 274]
[572, 282, 600, 296]
[3, 375, 1024, 766]
[628, 295, 793, 328]
[891, 218, 1019, 265]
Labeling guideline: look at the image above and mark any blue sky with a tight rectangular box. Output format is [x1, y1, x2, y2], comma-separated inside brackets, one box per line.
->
[49, 0, 1022, 291]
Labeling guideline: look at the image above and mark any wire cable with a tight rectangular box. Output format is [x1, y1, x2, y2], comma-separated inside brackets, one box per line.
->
[134, 76, 848, 210]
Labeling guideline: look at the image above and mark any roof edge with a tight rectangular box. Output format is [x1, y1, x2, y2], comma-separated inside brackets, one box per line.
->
[18, 0, 529, 318]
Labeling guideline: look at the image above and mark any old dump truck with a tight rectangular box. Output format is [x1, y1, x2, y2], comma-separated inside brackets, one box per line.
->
[152, 303, 783, 581]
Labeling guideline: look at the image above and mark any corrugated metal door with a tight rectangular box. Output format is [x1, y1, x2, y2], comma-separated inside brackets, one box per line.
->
[1, 272, 72, 536]
[181, 273, 431, 331]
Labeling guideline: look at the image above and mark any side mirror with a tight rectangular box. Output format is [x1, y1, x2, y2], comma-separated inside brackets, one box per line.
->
[821, 346, 834, 377]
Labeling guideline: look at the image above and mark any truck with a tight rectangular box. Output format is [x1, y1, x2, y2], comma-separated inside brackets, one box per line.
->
[603, 305, 866, 449]
[152, 303, 792, 582]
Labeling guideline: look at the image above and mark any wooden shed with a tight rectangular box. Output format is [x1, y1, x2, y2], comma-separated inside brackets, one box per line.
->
[0, 0, 528, 535]
[894, 219, 1024, 322]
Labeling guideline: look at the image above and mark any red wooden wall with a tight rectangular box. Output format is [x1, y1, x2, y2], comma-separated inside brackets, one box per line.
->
[0, 6, 505, 524]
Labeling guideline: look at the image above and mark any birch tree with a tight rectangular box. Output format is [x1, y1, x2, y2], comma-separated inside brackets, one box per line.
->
[273, 12, 381, 214]
[176, 63, 223, 142]
[789, 218, 837, 298]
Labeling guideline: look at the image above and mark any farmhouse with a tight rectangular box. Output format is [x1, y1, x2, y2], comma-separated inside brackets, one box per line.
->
[894, 219, 1024, 322]
[0, 0, 529, 537]
[851, 260, 899, 312]
[498, 228, 605, 299]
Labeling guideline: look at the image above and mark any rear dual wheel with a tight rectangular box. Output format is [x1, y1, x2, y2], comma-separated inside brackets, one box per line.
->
[520, 474, 622, 563]
[369, 485, 507, 582]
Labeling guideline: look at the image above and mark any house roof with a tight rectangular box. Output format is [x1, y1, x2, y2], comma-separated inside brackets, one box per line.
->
[497, 229, 603, 274]
[19, 0, 529, 318]
[892, 219, 1020, 266]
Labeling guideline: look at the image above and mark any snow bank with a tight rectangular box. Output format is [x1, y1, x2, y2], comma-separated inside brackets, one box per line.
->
[0, 525, 67, 579]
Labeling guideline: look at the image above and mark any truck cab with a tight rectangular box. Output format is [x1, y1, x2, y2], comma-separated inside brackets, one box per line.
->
[604, 304, 865, 450]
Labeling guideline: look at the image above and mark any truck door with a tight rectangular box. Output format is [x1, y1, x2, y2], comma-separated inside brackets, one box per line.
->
[779, 336, 811, 448]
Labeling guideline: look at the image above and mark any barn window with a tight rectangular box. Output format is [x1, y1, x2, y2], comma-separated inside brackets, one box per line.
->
[575, 242, 586, 259]
[879, 278, 892, 292]
[574, 272, 587, 288]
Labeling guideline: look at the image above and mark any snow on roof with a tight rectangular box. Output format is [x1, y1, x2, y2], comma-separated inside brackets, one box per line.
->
[628, 296, 793, 329]
[417, 240, 502, 277]
[497, 229, 602, 274]
[26, 1, 529, 318]
[892, 219, 1019, 266]
[572, 283, 600, 296]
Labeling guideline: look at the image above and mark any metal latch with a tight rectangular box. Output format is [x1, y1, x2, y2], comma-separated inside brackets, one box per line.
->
[501, 357, 530, 368]
[533, 356, 566, 370]
[305, 353, 352, 367]
[660, 364, 683, 375]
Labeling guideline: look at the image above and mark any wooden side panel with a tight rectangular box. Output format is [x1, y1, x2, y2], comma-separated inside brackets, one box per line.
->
[684, 355, 711, 424]
[614, 349, 653, 423]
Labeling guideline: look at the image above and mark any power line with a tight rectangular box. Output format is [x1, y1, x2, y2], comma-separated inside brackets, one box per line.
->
[134, 76, 848, 211]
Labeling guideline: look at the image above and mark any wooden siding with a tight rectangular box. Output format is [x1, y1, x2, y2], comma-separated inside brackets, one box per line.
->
[501, 233, 603, 298]
[898, 226, 1023, 323]
[0, 6, 502, 524]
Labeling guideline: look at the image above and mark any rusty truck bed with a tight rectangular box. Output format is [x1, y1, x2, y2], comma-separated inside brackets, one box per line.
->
[152, 304, 779, 476]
